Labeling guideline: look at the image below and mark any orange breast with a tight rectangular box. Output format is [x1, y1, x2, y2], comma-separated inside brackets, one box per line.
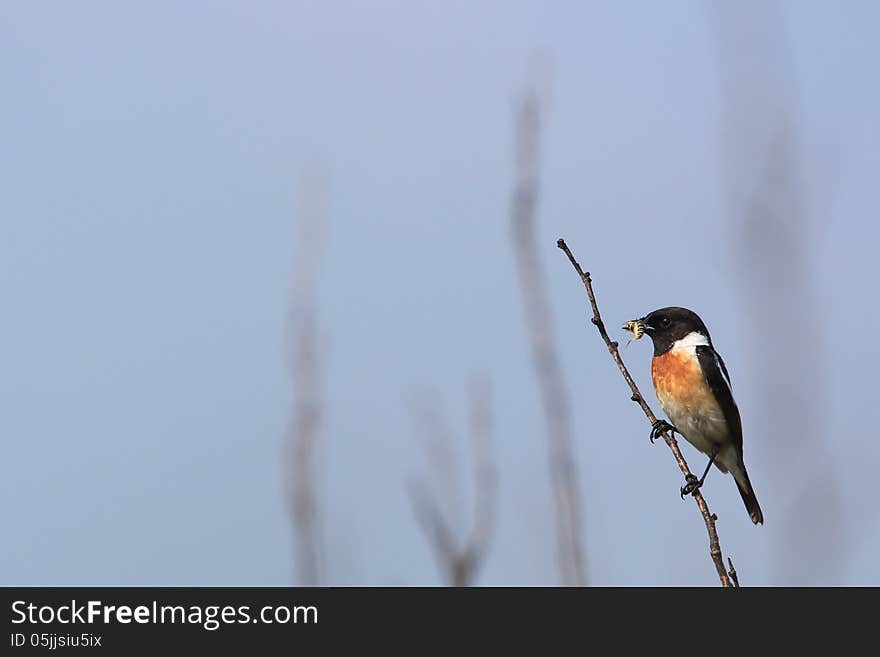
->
[651, 348, 716, 412]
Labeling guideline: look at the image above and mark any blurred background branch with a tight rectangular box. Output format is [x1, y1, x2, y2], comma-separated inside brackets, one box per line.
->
[409, 379, 497, 586]
[709, 1, 846, 583]
[510, 88, 586, 586]
[285, 170, 327, 586]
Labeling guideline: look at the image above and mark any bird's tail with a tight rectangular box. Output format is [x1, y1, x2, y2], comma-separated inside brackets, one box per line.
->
[733, 464, 764, 525]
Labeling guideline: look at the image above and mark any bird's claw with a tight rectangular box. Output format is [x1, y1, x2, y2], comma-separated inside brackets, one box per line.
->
[650, 419, 676, 444]
[680, 474, 701, 499]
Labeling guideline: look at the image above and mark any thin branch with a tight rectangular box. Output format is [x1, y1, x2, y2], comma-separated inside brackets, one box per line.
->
[556, 238, 734, 588]
[510, 88, 586, 586]
[409, 480, 460, 581]
[409, 381, 497, 587]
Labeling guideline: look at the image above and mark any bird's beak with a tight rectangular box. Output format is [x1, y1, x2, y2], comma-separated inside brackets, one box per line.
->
[639, 317, 655, 333]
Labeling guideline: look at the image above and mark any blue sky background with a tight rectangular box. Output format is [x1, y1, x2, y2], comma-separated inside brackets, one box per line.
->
[2, 1, 878, 585]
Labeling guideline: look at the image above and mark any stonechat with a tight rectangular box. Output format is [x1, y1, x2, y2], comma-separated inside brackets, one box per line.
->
[630, 307, 763, 525]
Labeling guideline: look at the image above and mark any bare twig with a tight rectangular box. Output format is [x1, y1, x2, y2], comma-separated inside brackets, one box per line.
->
[410, 380, 497, 586]
[510, 89, 586, 586]
[285, 171, 326, 586]
[556, 238, 734, 587]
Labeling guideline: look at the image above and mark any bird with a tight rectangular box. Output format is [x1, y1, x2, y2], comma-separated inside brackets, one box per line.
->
[631, 307, 763, 525]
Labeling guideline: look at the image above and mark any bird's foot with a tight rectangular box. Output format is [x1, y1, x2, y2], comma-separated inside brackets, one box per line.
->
[680, 474, 702, 499]
[650, 419, 676, 444]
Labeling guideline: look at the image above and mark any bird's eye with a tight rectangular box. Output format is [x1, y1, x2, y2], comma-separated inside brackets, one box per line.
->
[661, 317, 671, 327]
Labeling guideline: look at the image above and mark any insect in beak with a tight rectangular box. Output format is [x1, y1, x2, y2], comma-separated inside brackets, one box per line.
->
[623, 319, 646, 346]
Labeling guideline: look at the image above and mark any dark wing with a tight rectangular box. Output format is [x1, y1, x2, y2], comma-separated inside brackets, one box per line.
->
[696, 345, 743, 454]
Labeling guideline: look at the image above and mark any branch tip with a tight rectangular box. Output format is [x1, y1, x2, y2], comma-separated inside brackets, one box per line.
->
[727, 557, 740, 588]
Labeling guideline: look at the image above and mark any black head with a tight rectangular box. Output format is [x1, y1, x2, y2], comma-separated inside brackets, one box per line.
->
[638, 307, 711, 356]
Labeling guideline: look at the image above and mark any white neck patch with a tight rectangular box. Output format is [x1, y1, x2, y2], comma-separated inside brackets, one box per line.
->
[672, 331, 710, 352]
